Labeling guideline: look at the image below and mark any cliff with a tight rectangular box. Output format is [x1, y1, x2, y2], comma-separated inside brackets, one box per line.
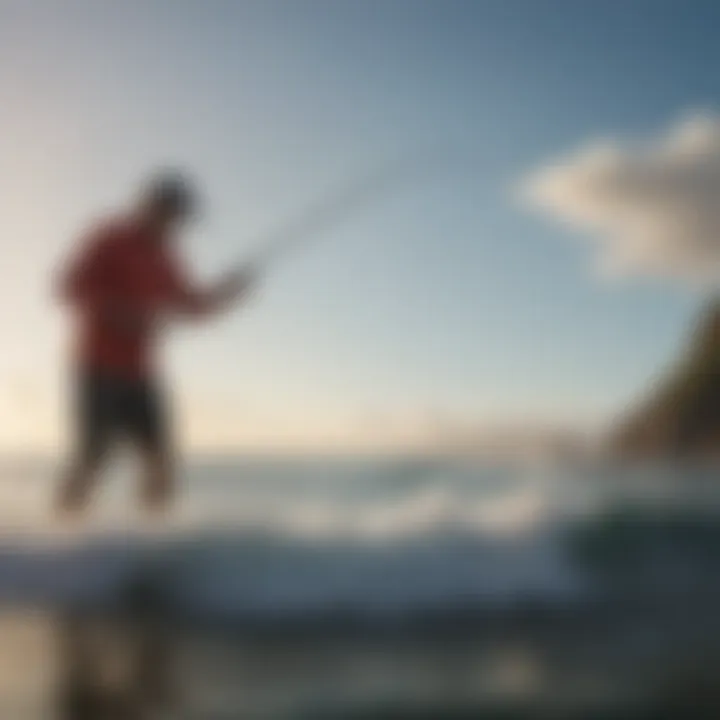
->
[613, 300, 720, 458]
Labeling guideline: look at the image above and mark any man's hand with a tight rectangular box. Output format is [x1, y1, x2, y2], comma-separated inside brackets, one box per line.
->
[212, 265, 258, 310]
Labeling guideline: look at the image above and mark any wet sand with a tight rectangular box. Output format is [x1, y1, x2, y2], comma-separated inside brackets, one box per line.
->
[3, 596, 720, 719]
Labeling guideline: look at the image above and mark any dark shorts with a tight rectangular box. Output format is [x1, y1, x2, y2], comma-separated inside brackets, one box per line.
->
[75, 369, 168, 461]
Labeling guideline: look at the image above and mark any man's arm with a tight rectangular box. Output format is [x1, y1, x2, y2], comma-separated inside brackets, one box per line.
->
[164, 255, 255, 319]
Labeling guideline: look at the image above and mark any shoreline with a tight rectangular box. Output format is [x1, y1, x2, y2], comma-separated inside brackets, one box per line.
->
[3, 596, 720, 719]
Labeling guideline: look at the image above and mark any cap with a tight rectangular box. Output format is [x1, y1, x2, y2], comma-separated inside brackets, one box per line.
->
[144, 170, 198, 219]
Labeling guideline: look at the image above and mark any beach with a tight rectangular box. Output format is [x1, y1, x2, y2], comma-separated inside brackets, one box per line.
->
[3, 593, 720, 719]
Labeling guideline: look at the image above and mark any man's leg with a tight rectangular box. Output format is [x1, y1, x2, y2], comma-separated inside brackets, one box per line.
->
[139, 447, 174, 514]
[55, 452, 106, 516]
[129, 378, 175, 514]
[55, 370, 111, 517]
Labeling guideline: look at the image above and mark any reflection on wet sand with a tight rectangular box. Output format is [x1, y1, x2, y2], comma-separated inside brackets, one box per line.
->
[55, 574, 176, 720]
[4, 595, 720, 718]
[56, 612, 174, 720]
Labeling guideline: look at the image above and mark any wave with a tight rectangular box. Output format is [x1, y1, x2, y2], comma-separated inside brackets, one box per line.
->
[2, 461, 719, 627]
[0, 523, 586, 623]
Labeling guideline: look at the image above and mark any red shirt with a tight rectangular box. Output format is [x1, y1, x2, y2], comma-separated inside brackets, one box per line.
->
[58, 217, 211, 378]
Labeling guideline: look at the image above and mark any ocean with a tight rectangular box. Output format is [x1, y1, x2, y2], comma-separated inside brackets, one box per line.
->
[1, 456, 719, 718]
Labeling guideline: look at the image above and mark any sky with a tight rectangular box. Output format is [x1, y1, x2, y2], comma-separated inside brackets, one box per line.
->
[0, 0, 717, 452]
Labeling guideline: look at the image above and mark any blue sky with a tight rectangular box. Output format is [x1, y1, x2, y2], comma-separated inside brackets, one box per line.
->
[0, 0, 715, 450]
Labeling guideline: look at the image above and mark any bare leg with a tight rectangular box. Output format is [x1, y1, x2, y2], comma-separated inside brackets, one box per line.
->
[139, 449, 174, 515]
[55, 454, 105, 517]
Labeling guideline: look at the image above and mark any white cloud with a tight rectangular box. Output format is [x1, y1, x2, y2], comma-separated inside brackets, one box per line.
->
[519, 113, 720, 283]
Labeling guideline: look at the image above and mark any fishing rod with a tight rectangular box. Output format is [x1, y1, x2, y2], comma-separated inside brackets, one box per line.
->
[238, 151, 463, 274]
